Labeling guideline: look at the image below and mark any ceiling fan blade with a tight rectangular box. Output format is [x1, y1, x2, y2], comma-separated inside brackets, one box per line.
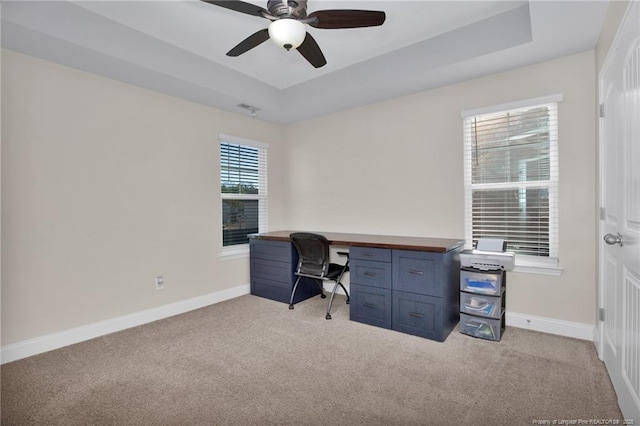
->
[227, 28, 270, 57]
[308, 10, 386, 29]
[297, 32, 326, 68]
[202, 0, 269, 18]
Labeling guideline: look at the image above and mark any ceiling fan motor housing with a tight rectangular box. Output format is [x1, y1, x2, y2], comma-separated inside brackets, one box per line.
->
[267, 0, 307, 19]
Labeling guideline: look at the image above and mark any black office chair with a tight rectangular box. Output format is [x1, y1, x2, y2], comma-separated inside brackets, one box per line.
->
[289, 232, 350, 320]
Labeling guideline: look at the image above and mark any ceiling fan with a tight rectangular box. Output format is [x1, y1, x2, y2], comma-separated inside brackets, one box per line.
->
[202, 0, 386, 68]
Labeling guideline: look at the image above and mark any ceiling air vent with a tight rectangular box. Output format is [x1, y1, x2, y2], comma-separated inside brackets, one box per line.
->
[237, 103, 260, 117]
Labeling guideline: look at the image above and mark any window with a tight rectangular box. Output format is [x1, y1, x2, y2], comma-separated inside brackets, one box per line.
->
[462, 95, 561, 271]
[220, 135, 267, 254]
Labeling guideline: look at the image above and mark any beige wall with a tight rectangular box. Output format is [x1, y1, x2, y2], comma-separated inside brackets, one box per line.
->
[0, 45, 608, 344]
[284, 50, 597, 325]
[1, 50, 285, 345]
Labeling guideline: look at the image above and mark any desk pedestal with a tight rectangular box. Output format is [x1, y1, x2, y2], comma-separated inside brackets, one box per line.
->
[350, 247, 460, 342]
[250, 239, 320, 304]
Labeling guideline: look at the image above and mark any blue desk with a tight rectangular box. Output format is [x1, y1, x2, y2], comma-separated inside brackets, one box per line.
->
[249, 231, 464, 342]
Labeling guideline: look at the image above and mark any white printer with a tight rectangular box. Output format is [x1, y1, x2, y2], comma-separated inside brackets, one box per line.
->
[460, 238, 515, 271]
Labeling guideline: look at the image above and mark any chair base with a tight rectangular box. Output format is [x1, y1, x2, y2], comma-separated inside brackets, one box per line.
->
[289, 265, 349, 319]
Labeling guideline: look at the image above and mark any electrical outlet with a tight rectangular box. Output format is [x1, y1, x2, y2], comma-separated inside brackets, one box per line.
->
[155, 275, 164, 290]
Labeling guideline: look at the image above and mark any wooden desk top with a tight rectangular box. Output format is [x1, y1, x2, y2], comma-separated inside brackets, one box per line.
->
[250, 230, 464, 253]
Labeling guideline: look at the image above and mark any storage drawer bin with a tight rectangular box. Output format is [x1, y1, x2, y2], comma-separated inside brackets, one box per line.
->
[460, 269, 503, 295]
[459, 313, 504, 342]
[460, 291, 503, 319]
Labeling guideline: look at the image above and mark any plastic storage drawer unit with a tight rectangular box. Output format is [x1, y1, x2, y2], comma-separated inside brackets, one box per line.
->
[460, 313, 504, 342]
[459, 267, 506, 342]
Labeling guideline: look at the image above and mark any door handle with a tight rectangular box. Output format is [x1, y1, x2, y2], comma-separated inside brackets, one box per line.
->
[603, 233, 623, 246]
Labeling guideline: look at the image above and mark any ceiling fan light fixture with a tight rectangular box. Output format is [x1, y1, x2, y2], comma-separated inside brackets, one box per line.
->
[268, 18, 306, 51]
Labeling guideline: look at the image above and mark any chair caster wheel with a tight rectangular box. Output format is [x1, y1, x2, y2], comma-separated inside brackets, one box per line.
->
[321, 294, 327, 299]
[326, 314, 332, 320]
[289, 304, 294, 310]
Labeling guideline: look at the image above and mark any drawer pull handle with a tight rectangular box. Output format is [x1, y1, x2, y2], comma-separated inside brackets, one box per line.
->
[409, 312, 424, 319]
[363, 252, 376, 257]
[364, 272, 377, 277]
[409, 270, 424, 275]
[363, 303, 376, 309]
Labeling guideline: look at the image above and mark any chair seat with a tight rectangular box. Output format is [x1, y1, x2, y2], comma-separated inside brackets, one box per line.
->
[326, 263, 349, 280]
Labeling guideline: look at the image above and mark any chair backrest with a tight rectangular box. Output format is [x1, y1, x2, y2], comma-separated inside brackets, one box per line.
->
[290, 232, 330, 277]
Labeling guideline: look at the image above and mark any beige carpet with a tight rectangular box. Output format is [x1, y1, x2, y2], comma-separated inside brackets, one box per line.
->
[1, 294, 623, 425]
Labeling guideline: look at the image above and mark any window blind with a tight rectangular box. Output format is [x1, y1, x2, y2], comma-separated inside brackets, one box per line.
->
[220, 140, 268, 247]
[463, 101, 558, 259]
[221, 143, 261, 194]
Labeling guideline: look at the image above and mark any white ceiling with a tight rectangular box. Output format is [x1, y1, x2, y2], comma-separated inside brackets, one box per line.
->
[1, 0, 609, 124]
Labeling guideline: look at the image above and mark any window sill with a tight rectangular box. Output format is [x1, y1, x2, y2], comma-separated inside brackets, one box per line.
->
[512, 258, 563, 276]
[221, 246, 249, 260]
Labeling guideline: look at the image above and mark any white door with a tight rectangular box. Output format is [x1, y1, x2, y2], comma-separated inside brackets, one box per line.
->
[599, 0, 640, 422]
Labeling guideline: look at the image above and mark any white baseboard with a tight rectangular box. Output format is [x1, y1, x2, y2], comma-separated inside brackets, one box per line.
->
[506, 311, 595, 341]
[2, 289, 594, 364]
[1, 284, 250, 364]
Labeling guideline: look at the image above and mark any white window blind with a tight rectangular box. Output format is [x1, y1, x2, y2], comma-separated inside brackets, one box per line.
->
[220, 136, 268, 249]
[463, 96, 559, 261]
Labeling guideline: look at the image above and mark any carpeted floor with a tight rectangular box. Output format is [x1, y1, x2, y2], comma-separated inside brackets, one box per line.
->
[1, 294, 624, 425]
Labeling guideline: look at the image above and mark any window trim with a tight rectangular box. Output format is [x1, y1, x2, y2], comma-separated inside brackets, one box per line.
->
[219, 134, 268, 258]
[462, 94, 564, 275]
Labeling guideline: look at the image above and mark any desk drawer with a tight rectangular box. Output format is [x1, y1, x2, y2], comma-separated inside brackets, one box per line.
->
[350, 284, 391, 329]
[251, 278, 291, 303]
[392, 250, 441, 297]
[392, 291, 445, 341]
[350, 259, 392, 289]
[349, 247, 391, 262]
[251, 258, 293, 284]
[250, 239, 294, 262]
[251, 277, 320, 304]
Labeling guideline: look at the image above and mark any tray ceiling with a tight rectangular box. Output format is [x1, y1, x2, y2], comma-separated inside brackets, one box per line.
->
[1, 1, 609, 124]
